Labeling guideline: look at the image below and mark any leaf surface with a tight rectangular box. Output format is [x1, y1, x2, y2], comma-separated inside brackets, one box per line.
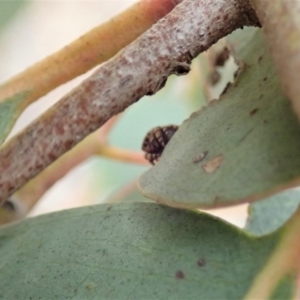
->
[139, 28, 300, 208]
[0, 91, 30, 145]
[0, 0, 27, 30]
[245, 189, 300, 236]
[0, 202, 293, 299]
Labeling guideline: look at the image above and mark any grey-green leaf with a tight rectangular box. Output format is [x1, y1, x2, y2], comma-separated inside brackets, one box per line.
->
[245, 189, 300, 236]
[0, 0, 35, 144]
[0, 0, 27, 31]
[139, 28, 300, 208]
[0, 91, 30, 145]
[0, 202, 293, 299]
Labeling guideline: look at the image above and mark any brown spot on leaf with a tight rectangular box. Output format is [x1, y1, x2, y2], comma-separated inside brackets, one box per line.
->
[197, 259, 206, 267]
[210, 70, 221, 85]
[175, 270, 185, 279]
[250, 108, 258, 116]
[193, 151, 208, 163]
[85, 283, 96, 290]
[214, 47, 229, 67]
[203, 155, 224, 173]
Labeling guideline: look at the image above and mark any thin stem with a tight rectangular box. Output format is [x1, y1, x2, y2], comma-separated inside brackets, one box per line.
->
[12, 129, 147, 212]
[97, 146, 148, 165]
[98, 114, 121, 144]
[244, 207, 300, 299]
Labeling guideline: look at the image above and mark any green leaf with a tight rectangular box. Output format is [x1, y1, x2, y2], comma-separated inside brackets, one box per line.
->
[245, 189, 300, 236]
[0, 0, 27, 31]
[139, 28, 300, 208]
[0, 202, 293, 299]
[0, 91, 30, 145]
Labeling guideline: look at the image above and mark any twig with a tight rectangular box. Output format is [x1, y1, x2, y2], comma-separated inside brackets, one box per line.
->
[98, 115, 121, 144]
[6, 114, 141, 217]
[96, 146, 147, 165]
[12, 129, 147, 212]
[0, 0, 259, 204]
[296, 273, 300, 300]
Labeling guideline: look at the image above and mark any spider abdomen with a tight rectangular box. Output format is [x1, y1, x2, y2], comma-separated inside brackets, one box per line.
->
[142, 125, 178, 165]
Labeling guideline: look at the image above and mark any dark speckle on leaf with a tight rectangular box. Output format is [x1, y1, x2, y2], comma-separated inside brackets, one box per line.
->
[197, 259, 206, 267]
[175, 270, 185, 279]
[250, 108, 258, 116]
[86, 283, 96, 290]
[214, 47, 229, 67]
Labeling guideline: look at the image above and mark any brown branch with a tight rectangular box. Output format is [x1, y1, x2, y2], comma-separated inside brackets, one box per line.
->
[0, 0, 183, 140]
[0, 0, 259, 205]
[250, 0, 300, 118]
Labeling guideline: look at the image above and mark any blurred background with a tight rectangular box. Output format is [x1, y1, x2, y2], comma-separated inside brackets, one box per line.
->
[0, 0, 247, 226]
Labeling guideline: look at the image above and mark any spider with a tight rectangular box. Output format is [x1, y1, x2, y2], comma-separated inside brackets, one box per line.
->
[142, 125, 178, 165]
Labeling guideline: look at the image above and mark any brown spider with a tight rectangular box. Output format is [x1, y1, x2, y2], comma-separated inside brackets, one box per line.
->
[142, 125, 178, 165]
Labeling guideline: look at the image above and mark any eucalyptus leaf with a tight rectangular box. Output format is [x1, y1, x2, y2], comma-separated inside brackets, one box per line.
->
[0, 91, 30, 145]
[0, 202, 293, 299]
[0, 0, 27, 31]
[245, 188, 300, 236]
[139, 28, 300, 208]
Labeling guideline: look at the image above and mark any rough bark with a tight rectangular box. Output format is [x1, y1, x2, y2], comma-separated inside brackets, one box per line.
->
[0, 0, 259, 204]
[0, 0, 183, 144]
